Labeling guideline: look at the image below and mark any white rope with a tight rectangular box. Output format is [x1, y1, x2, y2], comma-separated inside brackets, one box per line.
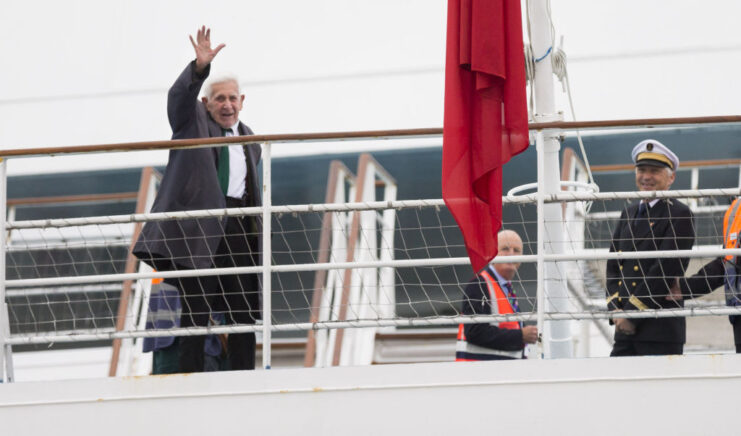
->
[10, 305, 741, 345]
[7, 188, 740, 230]
[7, 246, 741, 289]
[524, 0, 599, 211]
[554, 38, 599, 213]
[509, 187, 741, 204]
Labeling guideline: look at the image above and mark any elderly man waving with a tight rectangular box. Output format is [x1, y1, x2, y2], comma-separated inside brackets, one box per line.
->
[133, 27, 262, 373]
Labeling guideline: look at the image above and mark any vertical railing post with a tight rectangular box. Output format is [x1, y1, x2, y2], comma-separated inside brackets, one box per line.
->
[261, 142, 272, 370]
[0, 158, 14, 382]
[689, 168, 699, 209]
[529, 0, 573, 359]
[535, 131, 546, 359]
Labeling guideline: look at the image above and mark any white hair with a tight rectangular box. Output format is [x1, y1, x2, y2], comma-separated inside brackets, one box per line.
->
[202, 74, 241, 99]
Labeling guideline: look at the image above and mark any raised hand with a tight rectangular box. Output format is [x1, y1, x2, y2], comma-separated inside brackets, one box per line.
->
[190, 26, 226, 73]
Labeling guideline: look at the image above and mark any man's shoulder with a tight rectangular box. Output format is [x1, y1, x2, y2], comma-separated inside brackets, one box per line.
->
[664, 197, 692, 215]
[238, 122, 255, 136]
[466, 273, 486, 286]
[619, 202, 639, 215]
[464, 273, 487, 295]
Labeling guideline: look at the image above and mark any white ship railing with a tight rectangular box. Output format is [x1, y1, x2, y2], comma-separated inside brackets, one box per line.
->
[2, 115, 741, 382]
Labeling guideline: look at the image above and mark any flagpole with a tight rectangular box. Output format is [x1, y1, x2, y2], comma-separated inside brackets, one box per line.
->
[528, 0, 573, 359]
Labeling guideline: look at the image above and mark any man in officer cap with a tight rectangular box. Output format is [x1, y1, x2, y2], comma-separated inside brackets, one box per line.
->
[605, 139, 695, 356]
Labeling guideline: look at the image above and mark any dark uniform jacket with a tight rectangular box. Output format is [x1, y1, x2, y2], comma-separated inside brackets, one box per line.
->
[606, 198, 695, 344]
[132, 61, 262, 270]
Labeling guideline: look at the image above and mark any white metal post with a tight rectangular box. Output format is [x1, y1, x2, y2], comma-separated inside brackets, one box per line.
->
[0, 158, 14, 382]
[689, 168, 699, 209]
[535, 131, 546, 359]
[529, 0, 573, 358]
[261, 143, 272, 370]
[379, 183, 397, 324]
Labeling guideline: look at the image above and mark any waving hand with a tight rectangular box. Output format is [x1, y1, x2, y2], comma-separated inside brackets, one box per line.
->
[190, 26, 225, 73]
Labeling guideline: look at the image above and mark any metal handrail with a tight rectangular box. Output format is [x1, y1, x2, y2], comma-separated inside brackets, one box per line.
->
[590, 158, 741, 173]
[2, 115, 741, 159]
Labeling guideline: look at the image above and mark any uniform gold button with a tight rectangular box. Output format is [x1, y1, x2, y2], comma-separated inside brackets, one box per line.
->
[619, 265, 623, 270]
[632, 282, 637, 287]
[618, 281, 622, 286]
[633, 266, 639, 271]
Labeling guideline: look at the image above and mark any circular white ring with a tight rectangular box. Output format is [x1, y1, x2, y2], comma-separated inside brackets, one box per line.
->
[506, 181, 599, 198]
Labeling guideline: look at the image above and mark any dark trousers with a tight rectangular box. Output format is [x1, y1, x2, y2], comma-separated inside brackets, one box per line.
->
[610, 340, 683, 357]
[157, 208, 261, 373]
[152, 338, 229, 374]
[733, 321, 741, 353]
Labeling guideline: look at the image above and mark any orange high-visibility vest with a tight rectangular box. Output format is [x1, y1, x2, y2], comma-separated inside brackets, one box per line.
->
[723, 198, 741, 261]
[456, 269, 522, 361]
[723, 198, 741, 306]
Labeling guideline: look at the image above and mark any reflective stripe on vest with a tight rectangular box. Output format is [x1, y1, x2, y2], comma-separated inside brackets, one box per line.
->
[142, 278, 181, 353]
[724, 197, 741, 261]
[456, 269, 522, 361]
[146, 279, 181, 328]
[723, 198, 741, 306]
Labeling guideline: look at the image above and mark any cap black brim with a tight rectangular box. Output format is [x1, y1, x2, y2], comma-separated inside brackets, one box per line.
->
[635, 159, 672, 169]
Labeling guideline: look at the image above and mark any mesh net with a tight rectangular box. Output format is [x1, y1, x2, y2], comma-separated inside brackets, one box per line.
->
[4, 191, 738, 346]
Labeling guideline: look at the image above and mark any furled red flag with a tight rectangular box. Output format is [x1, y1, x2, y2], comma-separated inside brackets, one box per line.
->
[442, 0, 530, 273]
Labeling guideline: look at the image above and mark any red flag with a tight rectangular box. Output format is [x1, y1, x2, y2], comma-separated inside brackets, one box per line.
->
[442, 0, 530, 273]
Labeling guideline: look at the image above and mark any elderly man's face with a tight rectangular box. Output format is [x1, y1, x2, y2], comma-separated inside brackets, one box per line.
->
[635, 165, 675, 192]
[202, 81, 244, 129]
[493, 231, 523, 281]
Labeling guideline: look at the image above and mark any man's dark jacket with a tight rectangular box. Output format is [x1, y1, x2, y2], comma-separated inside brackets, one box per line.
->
[678, 228, 741, 346]
[606, 199, 695, 344]
[132, 61, 262, 270]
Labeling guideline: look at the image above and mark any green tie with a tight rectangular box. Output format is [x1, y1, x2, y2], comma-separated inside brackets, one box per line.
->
[217, 128, 230, 195]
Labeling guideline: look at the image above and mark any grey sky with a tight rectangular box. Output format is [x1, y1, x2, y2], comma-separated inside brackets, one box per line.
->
[1, 0, 739, 175]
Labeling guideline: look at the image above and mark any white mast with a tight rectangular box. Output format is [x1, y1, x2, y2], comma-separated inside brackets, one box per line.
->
[528, 0, 573, 358]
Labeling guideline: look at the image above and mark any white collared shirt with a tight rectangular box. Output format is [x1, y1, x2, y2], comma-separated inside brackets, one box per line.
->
[488, 265, 509, 290]
[222, 123, 247, 198]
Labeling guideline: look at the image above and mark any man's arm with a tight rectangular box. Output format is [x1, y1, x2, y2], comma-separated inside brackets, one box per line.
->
[167, 62, 208, 136]
[676, 257, 726, 299]
[167, 26, 225, 137]
[606, 210, 637, 333]
[605, 210, 628, 313]
[461, 279, 527, 351]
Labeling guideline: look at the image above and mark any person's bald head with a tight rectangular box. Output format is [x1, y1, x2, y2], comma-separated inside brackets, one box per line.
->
[493, 230, 523, 281]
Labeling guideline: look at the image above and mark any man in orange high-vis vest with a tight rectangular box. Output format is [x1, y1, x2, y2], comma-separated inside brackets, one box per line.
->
[672, 196, 741, 352]
[457, 230, 538, 361]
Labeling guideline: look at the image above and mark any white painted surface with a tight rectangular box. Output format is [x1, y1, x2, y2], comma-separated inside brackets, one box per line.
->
[11, 347, 112, 382]
[2, 354, 740, 435]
